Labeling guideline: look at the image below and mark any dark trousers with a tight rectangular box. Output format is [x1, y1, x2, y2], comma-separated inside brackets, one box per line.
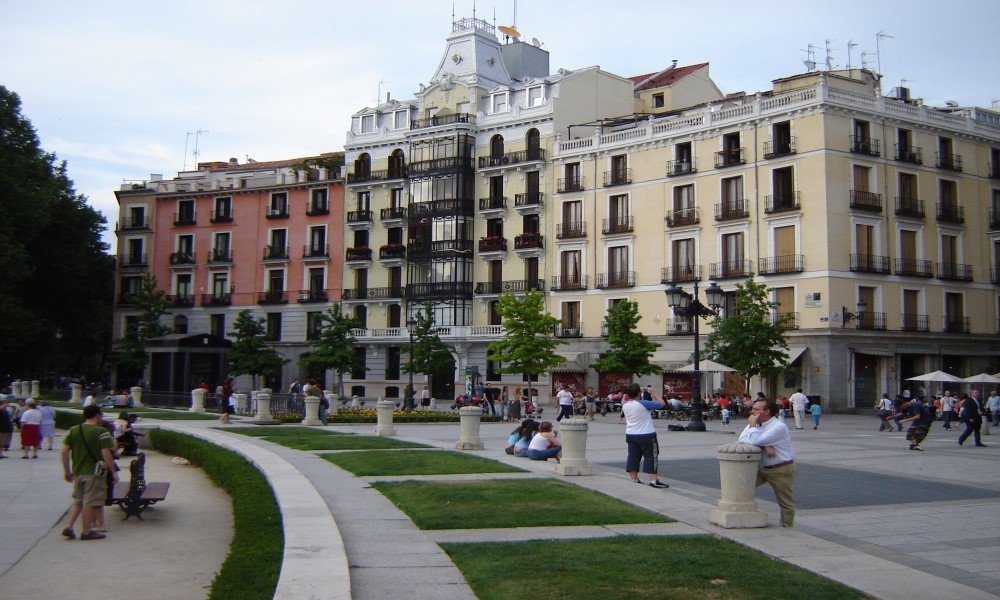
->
[958, 419, 982, 445]
[556, 404, 573, 421]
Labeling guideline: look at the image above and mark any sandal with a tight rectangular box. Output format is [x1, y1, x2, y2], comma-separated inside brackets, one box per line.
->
[80, 531, 106, 540]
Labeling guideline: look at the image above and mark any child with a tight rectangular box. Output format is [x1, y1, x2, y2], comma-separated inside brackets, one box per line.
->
[810, 401, 822, 429]
[720, 406, 731, 427]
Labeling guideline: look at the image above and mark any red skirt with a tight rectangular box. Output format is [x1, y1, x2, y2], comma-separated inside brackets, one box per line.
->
[20, 424, 41, 448]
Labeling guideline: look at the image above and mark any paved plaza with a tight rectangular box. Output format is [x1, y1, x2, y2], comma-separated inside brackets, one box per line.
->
[1, 410, 998, 599]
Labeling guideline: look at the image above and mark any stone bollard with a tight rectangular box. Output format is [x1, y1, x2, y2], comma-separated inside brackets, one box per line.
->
[351, 395, 360, 408]
[374, 399, 397, 436]
[233, 393, 248, 415]
[130, 386, 144, 407]
[70, 383, 83, 403]
[256, 389, 273, 421]
[456, 406, 485, 450]
[302, 395, 321, 426]
[190, 388, 207, 413]
[325, 392, 339, 414]
[709, 442, 768, 529]
[31, 380, 40, 398]
[555, 418, 593, 476]
[12, 380, 21, 397]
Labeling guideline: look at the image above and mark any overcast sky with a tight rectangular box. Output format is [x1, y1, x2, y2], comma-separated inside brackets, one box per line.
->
[3, 0, 997, 251]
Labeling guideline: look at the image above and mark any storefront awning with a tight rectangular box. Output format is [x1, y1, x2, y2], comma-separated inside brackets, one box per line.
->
[551, 352, 588, 373]
[652, 350, 694, 371]
[786, 345, 808, 366]
[853, 346, 895, 357]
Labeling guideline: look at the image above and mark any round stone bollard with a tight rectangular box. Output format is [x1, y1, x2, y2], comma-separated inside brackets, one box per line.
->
[374, 399, 397, 436]
[555, 418, 593, 476]
[12, 380, 22, 397]
[31, 380, 40, 398]
[456, 406, 485, 450]
[302, 396, 321, 426]
[130, 386, 144, 407]
[233, 393, 248, 415]
[256, 389, 273, 421]
[70, 383, 83, 403]
[325, 392, 339, 415]
[709, 442, 768, 529]
[190, 388, 207, 413]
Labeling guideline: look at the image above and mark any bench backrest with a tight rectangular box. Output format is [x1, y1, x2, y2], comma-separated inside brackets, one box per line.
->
[126, 452, 147, 499]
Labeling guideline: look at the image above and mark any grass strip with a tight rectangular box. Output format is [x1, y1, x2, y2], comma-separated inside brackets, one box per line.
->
[443, 535, 871, 600]
[150, 430, 282, 600]
[224, 426, 428, 450]
[373, 479, 671, 529]
[322, 450, 525, 476]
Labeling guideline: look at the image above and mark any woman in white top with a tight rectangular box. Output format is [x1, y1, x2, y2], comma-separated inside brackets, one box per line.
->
[526, 421, 561, 462]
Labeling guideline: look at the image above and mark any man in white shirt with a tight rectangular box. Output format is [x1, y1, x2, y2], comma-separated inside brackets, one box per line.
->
[738, 397, 797, 527]
[622, 383, 668, 488]
[788, 388, 809, 430]
[940, 391, 957, 430]
[555, 386, 575, 422]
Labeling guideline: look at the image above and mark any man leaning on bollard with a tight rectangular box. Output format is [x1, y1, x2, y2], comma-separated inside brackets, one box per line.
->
[738, 397, 797, 527]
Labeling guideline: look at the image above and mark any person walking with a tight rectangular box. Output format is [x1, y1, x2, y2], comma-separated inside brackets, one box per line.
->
[738, 397, 797, 527]
[809, 400, 822, 429]
[876, 393, 895, 432]
[19, 399, 43, 459]
[940, 391, 957, 430]
[0, 398, 13, 458]
[957, 391, 987, 447]
[555, 385, 574, 421]
[60, 405, 118, 540]
[38, 400, 57, 450]
[219, 377, 235, 424]
[789, 388, 808, 430]
[622, 383, 669, 488]
[584, 387, 597, 421]
[986, 390, 1000, 428]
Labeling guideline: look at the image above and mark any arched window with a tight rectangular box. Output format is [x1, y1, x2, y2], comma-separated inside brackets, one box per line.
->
[490, 135, 505, 162]
[526, 129, 541, 160]
[354, 153, 371, 180]
[388, 149, 406, 179]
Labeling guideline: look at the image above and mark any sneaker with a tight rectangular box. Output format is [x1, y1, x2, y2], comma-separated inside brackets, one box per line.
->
[976, 444, 988, 447]
[909, 445, 924, 451]
[61, 527, 76, 540]
[632, 478, 643, 484]
[80, 531, 106, 540]
[648, 480, 670, 489]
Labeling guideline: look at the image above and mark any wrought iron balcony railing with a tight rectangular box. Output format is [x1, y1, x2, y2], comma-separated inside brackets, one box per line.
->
[937, 263, 973, 282]
[850, 254, 890, 274]
[477, 238, 507, 253]
[935, 152, 963, 172]
[478, 196, 507, 212]
[855, 312, 887, 330]
[894, 258, 933, 277]
[208, 249, 232, 263]
[714, 200, 749, 221]
[715, 148, 745, 168]
[169, 252, 195, 265]
[380, 207, 406, 221]
[758, 255, 803, 275]
[210, 210, 233, 223]
[850, 190, 882, 212]
[763, 138, 796, 159]
[557, 177, 584, 193]
[258, 290, 287, 305]
[849, 136, 880, 156]
[346, 210, 373, 223]
[601, 216, 633, 235]
[556, 221, 587, 239]
[894, 144, 923, 164]
[303, 244, 330, 259]
[901, 314, 929, 332]
[345, 247, 372, 261]
[379, 244, 406, 260]
[660, 266, 701, 284]
[894, 197, 924, 218]
[943, 317, 970, 334]
[666, 160, 697, 177]
[263, 245, 289, 260]
[710, 260, 752, 279]
[297, 290, 328, 303]
[596, 271, 635, 288]
[514, 233, 543, 250]
[201, 293, 232, 306]
[936, 203, 964, 223]
[764, 192, 801, 214]
[603, 168, 632, 187]
[474, 279, 544, 295]
[173, 212, 197, 226]
[341, 287, 404, 300]
[550, 275, 588, 291]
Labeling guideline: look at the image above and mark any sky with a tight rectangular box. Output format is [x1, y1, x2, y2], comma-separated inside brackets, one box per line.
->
[2, 0, 998, 252]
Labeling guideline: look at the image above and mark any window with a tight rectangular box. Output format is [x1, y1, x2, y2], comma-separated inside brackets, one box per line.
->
[127, 206, 146, 228]
[672, 142, 694, 175]
[268, 269, 285, 293]
[561, 302, 581, 332]
[268, 229, 287, 259]
[774, 287, 795, 327]
[306, 312, 323, 341]
[771, 167, 795, 210]
[173, 315, 188, 335]
[175, 273, 192, 298]
[353, 305, 368, 329]
[266, 313, 282, 341]
[388, 303, 401, 328]
[899, 173, 918, 211]
[561, 201, 582, 236]
[386, 347, 401, 380]
[393, 110, 408, 130]
[722, 176, 743, 210]
[526, 129, 541, 160]
[523, 214, 540, 235]
[652, 93, 664, 109]
[356, 191, 370, 213]
[310, 189, 328, 213]
[355, 268, 368, 295]
[673, 185, 695, 213]
[672, 239, 695, 278]
[176, 199, 195, 224]
[352, 347, 367, 379]
[213, 232, 231, 261]
[387, 226, 404, 245]
[486, 218, 503, 238]
[721, 232, 744, 276]
[270, 192, 288, 216]
[769, 121, 793, 156]
[720, 132, 742, 165]
[176, 234, 194, 261]
[212, 272, 229, 299]
[126, 238, 144, 265]
[561, 250, 582, 286]
[609, 155, 628, 185]
[563, 162, 581, 191]
[608, 245, 629, 277]
[390, 188, 404, 209]
[527, 86, 544, 107]
[360, 114, 374, 133]
[214, 196, 232, 221]
[940, 180, 957, 207]
[308, 267, 325, 294]
[945, 292, 965, 332]
[491, 92, 509, 113]
[524, 257, 539, 287]
[353, 229, 369, 248]
[309, 226, 326, 255]
[902, 289, 922, 331]
[210, 314, 225, 338]
[608, 194, 630, 231]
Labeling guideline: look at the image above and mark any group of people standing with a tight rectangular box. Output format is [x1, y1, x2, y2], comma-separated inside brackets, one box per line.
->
[876, 389, 990, 451]
[0, 397, 57, 459]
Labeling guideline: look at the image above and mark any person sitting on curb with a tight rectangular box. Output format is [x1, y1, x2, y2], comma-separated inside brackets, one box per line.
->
[526, 420, 562, 462]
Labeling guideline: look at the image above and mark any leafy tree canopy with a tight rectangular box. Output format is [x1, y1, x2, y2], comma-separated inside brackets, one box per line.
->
[486, 290, 565, 381]
[403, 304, 455, 377]
[590, 299, 660, 376]
[114, 273, 170, 377]
[228, 309, 289, 389]
[300, 304, 361, 378]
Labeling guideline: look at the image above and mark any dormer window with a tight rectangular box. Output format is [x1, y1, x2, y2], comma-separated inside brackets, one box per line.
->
[527, 86, 544, 108]
[360, 114, 375, 133]
[491, 92, 509, 114]
[393, 110, 408, 130]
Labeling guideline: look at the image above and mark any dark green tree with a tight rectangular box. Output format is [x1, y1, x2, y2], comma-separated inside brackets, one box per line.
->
[704, 274, 790, 393]
[590, 299, 660, 376]
[403, 304, 455, 381]
[114, 273, 170, 380]
[486, 290, 565, 385]
[0, 85, 113, 377]
[228, 309, 289, 390]
[300, 304, 361, 397]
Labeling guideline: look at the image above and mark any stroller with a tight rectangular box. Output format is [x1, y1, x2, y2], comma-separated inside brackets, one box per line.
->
[523, 398, 543, 418]
[506, 397, 522, 421]
[451, 394, 487, 413]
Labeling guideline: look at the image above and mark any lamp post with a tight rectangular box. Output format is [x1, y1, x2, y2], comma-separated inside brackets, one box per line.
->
[841, 300, 868, 328]
[665, 279, 724, 432]
[54, 327, 63, 380]
[405, 318, 418, 412]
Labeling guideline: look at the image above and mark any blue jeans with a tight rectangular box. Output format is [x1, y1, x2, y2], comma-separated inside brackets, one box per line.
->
[527, 447, 561, 461]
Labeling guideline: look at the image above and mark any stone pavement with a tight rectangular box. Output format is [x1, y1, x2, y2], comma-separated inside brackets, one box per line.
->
[2, 411, 998, 599]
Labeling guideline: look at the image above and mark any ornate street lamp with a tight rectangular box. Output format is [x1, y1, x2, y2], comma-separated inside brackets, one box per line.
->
[841, 300, 868, 328]
[664, 279, 724, 431]
[405, 318, 418, 412]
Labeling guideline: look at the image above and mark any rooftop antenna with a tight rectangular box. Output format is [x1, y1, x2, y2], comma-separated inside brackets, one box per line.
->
[824, 39, 837, 70]
[846, 40, 858, 70]
[183, 129, 209, 171]
[875, 30, 893, 77]
[860, 50, 872, 70]
[498, 0, 520, 41]
[377, 80, 393, 105]
[801, 44, 818, 72]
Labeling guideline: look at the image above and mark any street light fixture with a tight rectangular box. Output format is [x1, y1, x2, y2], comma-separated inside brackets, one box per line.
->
[841, 300, 868, 328]
[405, 318, 418, 412]
[664, 279, 724, 431]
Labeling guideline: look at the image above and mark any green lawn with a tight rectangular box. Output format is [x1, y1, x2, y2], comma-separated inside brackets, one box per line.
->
[224, 426, 428, 450]
[443, 535, 870, 600]
[373, 479, 672, 529]
[322, 450, 525, 476]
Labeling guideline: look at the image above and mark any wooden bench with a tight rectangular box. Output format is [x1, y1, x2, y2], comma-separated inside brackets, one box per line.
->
[110, 452, 170, 520]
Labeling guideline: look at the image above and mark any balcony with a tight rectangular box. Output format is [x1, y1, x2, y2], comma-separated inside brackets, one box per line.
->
[265, 207, 288, 220]
[477, 149, 545, 169]
[344, 247, 372, 262]
[346, 168, 407, 183]
[210, 210, 233, 223]
[208, 248, 232, 264]
[768, 312, 799, 330]
[514, 233, 544, 250]
[474, 279, 544, 295]
[710, 260, 752, 280]
[894, 144, 923, 164]
[990, 210, 1000, 230]
[855, 312, 887, 331]
[341, 287, 404, 301]
[937, 262, 973, 282]
[346, 210, 373, 224]
[936, 203, 964, 224]
[550, 275, 588, 291]
[167, 294, 195, 308]
[407, 239, 473, 260]
[379, 244, 406, 260]
[478, 196, 507, 214]
[556, 221, 587, 239]
[901, 314, 929, 332]
[666, 160, 697, 177]
[601, 216, 633, 235]
[263, 245, 289, 260]
[666, 317, 693, 335]
[894, 197, 925, 218]
[408, 157, 474, 176]
[115, 216, 151, 232]
[119, 253, 148, 268]
[514, 193, 544, 214]
[306, 202, 329, 216]
[405, 282, 474, 299]
[409, 112, 475, 130]
[409, 198, 474, 219]
[297, 290, 328, 303]
[850, 254, 890, 274]
[557, 177, 584, 193]
[596, 271, 635, 288]
[943, 317, 970, 334]
[894, 258, 933, 278]
[173, 212, 196, 226]
[303, 244, 330, 259]
[764, 192, 801, 214]
[660, 265, 702, 284]
[555, 324, 583, 338]
[603, 169, 631, 187]
[168, 252, 195, 266]
[763, 138, 796, 159]
[201, 293, 232, 307]
[849, 136, 881, 157]
[758, 255, 803, 275]
[714, 200, 749, 221]
[477, 237, 507, 253]
[714, 148, 745, 168]
[258, 290, 287, 305]
[380, 207, 406, 222]
[849, 190, 882, 212]
[935, 152, 963, 172]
